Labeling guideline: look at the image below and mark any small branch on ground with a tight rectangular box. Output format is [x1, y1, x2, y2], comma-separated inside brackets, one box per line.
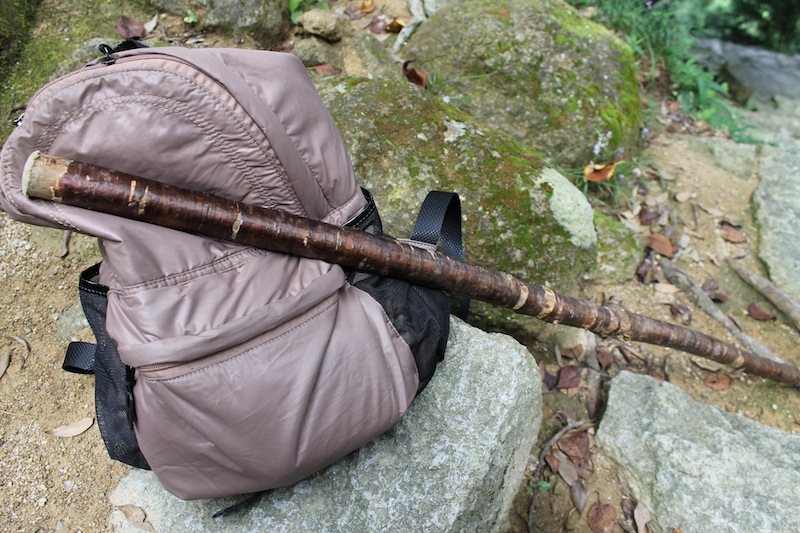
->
[727, 259, 800, 333]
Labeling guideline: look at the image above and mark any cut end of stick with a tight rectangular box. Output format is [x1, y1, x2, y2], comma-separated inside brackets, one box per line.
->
[21, 150, 40, 198]
[22, 151, 67, 203]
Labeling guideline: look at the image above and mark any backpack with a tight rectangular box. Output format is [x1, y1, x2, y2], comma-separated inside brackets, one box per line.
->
[0, 43, 464, 499]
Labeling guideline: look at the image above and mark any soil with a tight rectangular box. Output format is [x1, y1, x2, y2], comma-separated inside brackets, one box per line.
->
[1, 3, 799, 533]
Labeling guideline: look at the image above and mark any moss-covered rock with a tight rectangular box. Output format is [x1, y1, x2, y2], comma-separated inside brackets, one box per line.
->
[314, 75, 597, 341]
[0, 0, 39, 69]
[588, 211, 643, 285]
[402, 0, 642, 167]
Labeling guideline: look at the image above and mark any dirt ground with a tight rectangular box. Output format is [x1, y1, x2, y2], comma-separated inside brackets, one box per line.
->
[2, 4, 799, 533]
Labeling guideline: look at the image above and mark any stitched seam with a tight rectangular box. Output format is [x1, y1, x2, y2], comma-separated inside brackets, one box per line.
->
[113, 248, 263, 292]
[146, 296, 338, 382]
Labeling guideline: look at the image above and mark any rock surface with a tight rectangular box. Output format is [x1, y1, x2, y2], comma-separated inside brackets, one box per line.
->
[596, 371, 800, 533]
[742, 96, 800, 301]
[401, 0, 642, 166]
[696, 38, 800, 99]
[313, 75, 597, 341]
[109, 319, 542, 532]
[145, 0, 288, 47]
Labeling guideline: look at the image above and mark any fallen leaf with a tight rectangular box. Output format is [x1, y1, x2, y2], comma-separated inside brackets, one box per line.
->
[369, 14, 392, 33]
[667, 303, 692, 325]
[558, 430, 594, 479]
[646, 368, 667, 381]
[116, 504, 156, 532]
[360, 0, 376, 13]
[636, 254, 657, 284]
[9, 335, 30, 369]
[143, 14, 159, 34]
[639, 207, 660, 226]
[645, 233, 675, 258]
[385, 18, 405, 32]
[402, 61, 426, 88]
[311, 63, 340, 75]
[0, 351, 10, 380]
[621, 498, 635, 521]
[47, 416, 94, 437]
[675, 190, 692, 202]
[704, 372, 732, 391]
[555, 365, 583, 389]
[553, 449, 578, 487]
[748, 303, 776, 321]
[117, 15, 145, 39]
[701, 278, 728, 303]
[634, 501, 652, 533]
[545, 454, 559, 473]
[587, 502, 616, 533]
[720, 221, 747, 243]
[596, 345, 613, 370]
[571, 479, 588, 512]
[583, 162, 616, 182]
[653, 282, 680, 294]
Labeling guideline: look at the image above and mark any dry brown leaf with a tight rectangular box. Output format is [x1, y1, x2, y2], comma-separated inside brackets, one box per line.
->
[559, 430, 594, 479]
[667, 303, 692, 325]
[653, 283, 681, 294]
[704, 372, 732, 391]
[402, 61, 426, 88]
[0, 351, 10, 380]
[385, 18, 405, 32]
[117, 15, 145, 39]
[116, 504, 156, 532]
[545, 453, 559, 473]
[571, 479, 588, 513]
[555, 365, 583, 389]
[587, 502, 616, 533]
[10, 335, 31, 368]
[47, 416, 94, 438]
[646, 233, 675, 258]
[583, 162, 616, 182]
[720, 221, 747, 243]
[634, 501, 652, 533]
[311, 64, 340, 76]
[360, 0, 376, 13]
[553, 449, 578, 487]
[748, 303, 776, 321]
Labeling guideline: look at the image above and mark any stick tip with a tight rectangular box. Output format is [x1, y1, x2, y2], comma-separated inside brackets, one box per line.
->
[21, 150, 41, 198]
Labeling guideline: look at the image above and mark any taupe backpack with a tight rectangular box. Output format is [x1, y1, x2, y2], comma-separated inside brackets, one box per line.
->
[0, 43, 464, 499]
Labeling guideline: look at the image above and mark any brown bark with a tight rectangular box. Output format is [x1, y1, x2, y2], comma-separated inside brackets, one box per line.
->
[23, 152, 800, 386]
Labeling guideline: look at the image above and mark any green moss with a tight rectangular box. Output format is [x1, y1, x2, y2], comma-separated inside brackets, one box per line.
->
[0, 0, 152, 140]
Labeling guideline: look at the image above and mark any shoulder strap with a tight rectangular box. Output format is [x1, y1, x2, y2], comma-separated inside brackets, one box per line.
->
[412, 191, 470, 318]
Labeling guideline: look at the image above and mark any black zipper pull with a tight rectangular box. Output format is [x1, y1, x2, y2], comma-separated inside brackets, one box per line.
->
[98, 43, 116, 65]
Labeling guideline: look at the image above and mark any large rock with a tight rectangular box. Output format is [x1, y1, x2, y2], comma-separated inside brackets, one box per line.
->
[401, 0, 642, 167]
[146, 0, 288, 47]
[313, 76, 597, 341]
[596, 371, 800, 533]
[695, 38, 800, 99]
[109, 319, 542, 532]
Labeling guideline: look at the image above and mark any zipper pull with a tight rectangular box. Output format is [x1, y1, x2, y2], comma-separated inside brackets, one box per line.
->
[13, 112, 25, 127]
[98, 43, 116, 65]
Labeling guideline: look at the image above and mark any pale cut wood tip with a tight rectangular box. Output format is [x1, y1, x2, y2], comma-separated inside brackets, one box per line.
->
[22, 151, 68, 202]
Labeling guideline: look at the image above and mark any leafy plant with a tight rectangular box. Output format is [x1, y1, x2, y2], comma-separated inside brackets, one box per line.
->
[184, 9, 198, 25]
[289, 0, 329, 25]
[568, 0, 749, 139]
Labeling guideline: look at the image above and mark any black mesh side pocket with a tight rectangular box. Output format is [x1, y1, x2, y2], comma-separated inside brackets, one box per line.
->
[345, 189, 456, 395]
[77, 264, 150, 470]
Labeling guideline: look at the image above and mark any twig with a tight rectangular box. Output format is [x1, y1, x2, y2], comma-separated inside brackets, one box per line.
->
[727, 259, 800, 333]
[658, 258, 787, 365]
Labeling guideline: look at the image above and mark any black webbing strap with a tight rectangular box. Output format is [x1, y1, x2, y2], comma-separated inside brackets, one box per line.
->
[63, 341, 96, 374]
[411, 191, 470, 318]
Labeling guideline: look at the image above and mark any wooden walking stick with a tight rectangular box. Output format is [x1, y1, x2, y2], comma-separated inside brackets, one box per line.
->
[23, 152, 800, 386]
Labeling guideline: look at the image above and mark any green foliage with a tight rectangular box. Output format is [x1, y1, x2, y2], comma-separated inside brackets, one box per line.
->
[567, 0, 752, 140]
[183, 9, 198, 25]
[701, 0, 800, 54]
[289, 0, 329, 25]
